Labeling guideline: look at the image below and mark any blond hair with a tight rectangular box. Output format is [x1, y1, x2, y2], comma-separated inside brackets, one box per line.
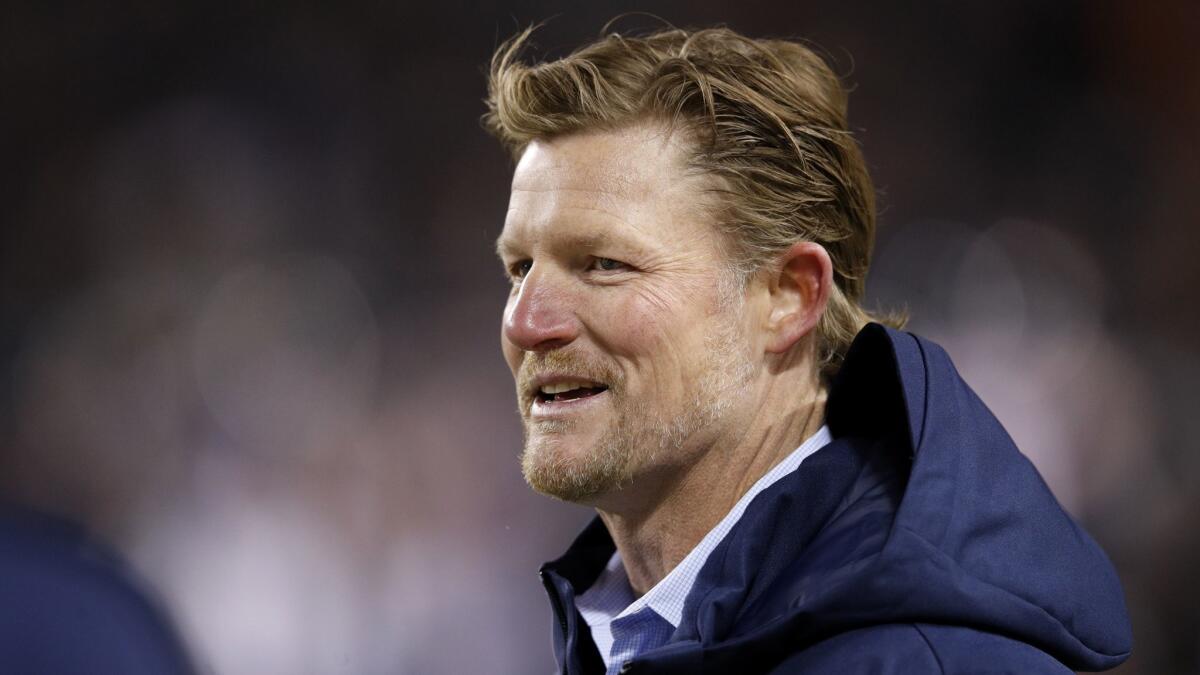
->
[484, 23, 904, 375]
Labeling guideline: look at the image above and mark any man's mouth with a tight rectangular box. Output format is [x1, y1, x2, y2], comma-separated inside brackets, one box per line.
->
[535, 380, 610, 404]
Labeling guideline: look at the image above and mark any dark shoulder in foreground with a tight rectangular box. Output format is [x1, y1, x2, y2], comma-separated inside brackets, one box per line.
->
[0, 504, 195, 675]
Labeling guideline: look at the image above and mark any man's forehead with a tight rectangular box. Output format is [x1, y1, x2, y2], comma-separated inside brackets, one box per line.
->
[510, 126, 688, 203]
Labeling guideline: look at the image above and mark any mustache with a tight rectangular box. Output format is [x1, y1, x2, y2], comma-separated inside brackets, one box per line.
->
[517, 350, 622, 394]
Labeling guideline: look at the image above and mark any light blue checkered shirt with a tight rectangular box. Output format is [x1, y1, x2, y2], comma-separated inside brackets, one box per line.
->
[574, 425, 832, 674]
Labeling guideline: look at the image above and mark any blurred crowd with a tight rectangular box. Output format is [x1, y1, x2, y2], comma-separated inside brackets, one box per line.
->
[2, 2, 1197, 673]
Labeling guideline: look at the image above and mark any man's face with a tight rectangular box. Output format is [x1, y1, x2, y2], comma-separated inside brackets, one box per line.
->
[497, 124, 759, 506]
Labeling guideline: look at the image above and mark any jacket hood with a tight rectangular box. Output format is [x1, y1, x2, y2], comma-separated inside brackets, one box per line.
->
[839, 324, 1131, 668]
[543, 324, 1133, 672]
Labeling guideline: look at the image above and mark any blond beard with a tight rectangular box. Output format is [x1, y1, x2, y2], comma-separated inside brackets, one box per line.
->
[519, 289, 755, 503]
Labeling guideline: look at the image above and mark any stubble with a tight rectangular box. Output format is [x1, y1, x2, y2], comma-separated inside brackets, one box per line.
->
[519, 289, 755, 503]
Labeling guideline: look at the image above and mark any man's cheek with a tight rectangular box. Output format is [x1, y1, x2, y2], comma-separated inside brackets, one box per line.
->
[627, 273, 708, 315]
[618, 285, 697, 341]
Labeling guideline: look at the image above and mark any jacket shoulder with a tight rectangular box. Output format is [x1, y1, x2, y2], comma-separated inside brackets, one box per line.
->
[769, 624, 1072, 675]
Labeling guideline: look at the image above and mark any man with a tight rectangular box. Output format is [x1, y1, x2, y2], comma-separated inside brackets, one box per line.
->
[485, 25, 1132, 674]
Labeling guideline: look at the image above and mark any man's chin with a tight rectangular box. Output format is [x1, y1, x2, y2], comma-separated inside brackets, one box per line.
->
[523, 472, 606, 504]
[519, 436, 627, 504]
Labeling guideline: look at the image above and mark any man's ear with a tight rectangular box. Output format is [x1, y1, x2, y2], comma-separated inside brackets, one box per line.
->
[763, 242, 833, 354]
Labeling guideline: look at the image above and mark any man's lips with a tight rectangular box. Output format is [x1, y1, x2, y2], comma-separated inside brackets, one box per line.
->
[523, 374, 611, 417]
[526, 374, 608, 399]
[530, 386, 610, 418]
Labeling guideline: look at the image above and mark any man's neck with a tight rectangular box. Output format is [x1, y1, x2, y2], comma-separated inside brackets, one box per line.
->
[596, 380, 827, 598]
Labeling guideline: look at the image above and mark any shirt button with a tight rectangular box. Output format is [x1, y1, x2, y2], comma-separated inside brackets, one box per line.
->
[619, 662, 634, 673]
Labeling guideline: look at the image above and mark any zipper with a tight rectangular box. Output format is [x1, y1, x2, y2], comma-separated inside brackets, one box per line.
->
[540, 569, 571, 668]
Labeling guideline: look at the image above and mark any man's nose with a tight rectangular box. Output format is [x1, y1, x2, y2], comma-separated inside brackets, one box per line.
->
[503, 267, 579, 352]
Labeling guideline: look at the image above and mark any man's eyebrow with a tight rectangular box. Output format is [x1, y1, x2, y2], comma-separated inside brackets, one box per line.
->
[495, 237, 516, 259]
[496, 230, 636, 260]
[562, 231, 620, 250]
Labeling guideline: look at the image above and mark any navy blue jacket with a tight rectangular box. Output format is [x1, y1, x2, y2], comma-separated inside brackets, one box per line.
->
[540, 324, 1132, 674]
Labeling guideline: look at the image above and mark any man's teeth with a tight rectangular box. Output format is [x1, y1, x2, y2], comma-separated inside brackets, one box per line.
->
[540, 381, 598, 395]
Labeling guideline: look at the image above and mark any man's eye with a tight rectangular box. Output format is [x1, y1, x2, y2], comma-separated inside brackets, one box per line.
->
[508, 260, 532, 280]
[591, 257, 626, 272]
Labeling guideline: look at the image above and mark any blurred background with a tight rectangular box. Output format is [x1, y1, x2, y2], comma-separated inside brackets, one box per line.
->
[1, 1, 1197, 673]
